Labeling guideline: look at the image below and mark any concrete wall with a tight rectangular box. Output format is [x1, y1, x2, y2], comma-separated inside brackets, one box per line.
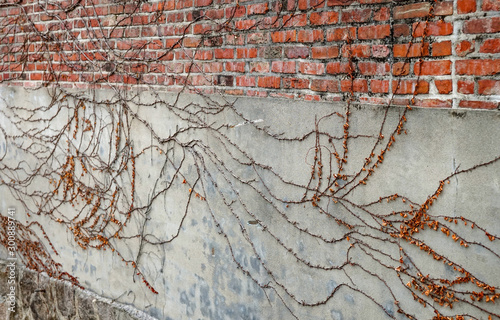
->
[0, 86, 500, 319]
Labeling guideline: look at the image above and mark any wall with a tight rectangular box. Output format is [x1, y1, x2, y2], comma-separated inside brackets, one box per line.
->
[0, 0, 498, 108]
[0, 85, 499, 319]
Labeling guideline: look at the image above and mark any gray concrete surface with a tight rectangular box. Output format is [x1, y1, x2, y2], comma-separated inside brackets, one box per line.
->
[0, 86, 499, 319]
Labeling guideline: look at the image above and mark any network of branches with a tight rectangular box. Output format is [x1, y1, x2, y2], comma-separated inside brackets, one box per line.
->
[0, 0, 499, 319]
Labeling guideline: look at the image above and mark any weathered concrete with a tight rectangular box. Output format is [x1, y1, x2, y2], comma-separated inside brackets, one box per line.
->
[0, 86, 499, 319]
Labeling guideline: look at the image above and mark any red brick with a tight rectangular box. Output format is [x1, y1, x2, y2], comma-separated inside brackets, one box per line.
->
[480, 39, 500, 53]
[414, 60, 451, 76]
[299, 62, 325, 75]
[326, 62, 350, 74]
[372, 45, 390, 58]
[311, 46, 339, 59]
[283, 14, 308, 28]
[247, 33, 269, 44]
[195, 0, 212, 6]
[358, 25, 390, 40]
[341, 79, 368, 92]
[326, 27, 356, 41]
[458, 80, 474, 94]
[358, 62, 390, 76]
[457, 0, 476, 13]
[271, 61, 296, 73]
[249, 62, 270, 73]
[413, 21, 453, 37]
[183, 37, 201, 48]
[374, 7, 390, 21]
[478, 80, 500, 95]
[434, 2, 453, 16]
[432, 41, 452, 56]
[235, 19, 256, 30]
[415, 99, 452, 108]
[392, 62, 410, 76]
[459, 101, 498, 109]
[258, 76, 281, 88]
[236, 76, 255, 87]
[342, 44, 371, 58]
[225, 62, 245, 72]
[393, 80, 429, 94]
[311, 79, 339, 92]
[247, 90, 268, 97]
[214, 49, 234, 59]
[247, 3, 269, 15]
[456, 59, 500, 75]
[455, 40, 474, 57]
[236, 48, 258, 59]
[310, 12, 339, 25]
[483, 0, 500, 11]
[394, 24, 410, 37]
[328, 0, 354, 5]
[393, 43, 429, 57]
[435, 80, 452, 94]
[271, 30, 296, 43]
[297, 30, 324, 43]
[203, 62, 223, 73]
[394, 3, 430, 20]
[285, 47, 309, 59]
[463, 17, 500, 34]
[283, 77, 310, 89]
[341, 9, 371, 23]
[370, 80, 389, 93]
[226, 6, 246, 18]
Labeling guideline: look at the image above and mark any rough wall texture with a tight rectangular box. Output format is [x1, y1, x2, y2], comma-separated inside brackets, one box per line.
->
[0, 260, 153, 320]
[0, 0, 499, 108]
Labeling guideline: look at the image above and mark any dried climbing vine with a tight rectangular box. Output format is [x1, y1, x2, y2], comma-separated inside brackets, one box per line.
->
[0, 0, 499, 319]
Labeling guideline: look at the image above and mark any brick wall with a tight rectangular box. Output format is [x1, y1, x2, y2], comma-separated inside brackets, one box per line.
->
[0, 0, 498, 109]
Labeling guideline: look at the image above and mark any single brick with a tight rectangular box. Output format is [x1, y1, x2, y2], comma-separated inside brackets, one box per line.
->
[311, 79, 339, 92]
[341, 44, 371, 58]
[326, 62, 350, 74]
[298, 29, 324, 43]
[285, 47, 309, 59]
[372, 45, 390, 58]
[326, 27, 356, 41]
[415, 99, 452, 108]
[478, 80, 500, 95]
[393, 43, 429, 57]
[370, 80, 389, 93]
[236, 76, 256, 87]
[236, 48, 258, 59]
[414, 60, 452, 76]
[432, 41, 452, 56]
[435, 80, 452, 94]
[214, 48, 234, 59]
[456, 59, 500, 75]
[341, 79, 368, 92]
[249, 62, 270, 73]
[463, 17, 500, 34]
[358, 24, 391, 40]
[225, 61, 245, 72]
[247, 33, 269, 44]
[328, 0, 354, 6]
[483, 0, 500, 11]
[392, 62, 410, 76]
[459, 100, 499, 109]
[434, 2, 453, 16]
[358, 62, 390, 76]
[215, 75, 234, 86]
[457, 0, 476, 13]
[455, 40, 474, 57]
[413, 21, 453, 37]
[271, 30, 296, 43]
[311, 46, 339, 59]
[247, 3, 269, 15]
[299, 62, 325, 75]
[282, 77, 310, 89]
[310, 11, 339, 25]
[283, 14, 308, 27]
[341, 8, 371, 23]
[235, 19, 256, 30]
[195, 0, 212, 7]
[394, 24, 410, 37]
[394, 3, 430, 20]
[257, 76, 281, 88]
[480, 39, 500, 53]
[374, 7, 390, 21]
[271, 61, 296, 73]
[458, 80, 474, 94]
[392, 80, 429, 94]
